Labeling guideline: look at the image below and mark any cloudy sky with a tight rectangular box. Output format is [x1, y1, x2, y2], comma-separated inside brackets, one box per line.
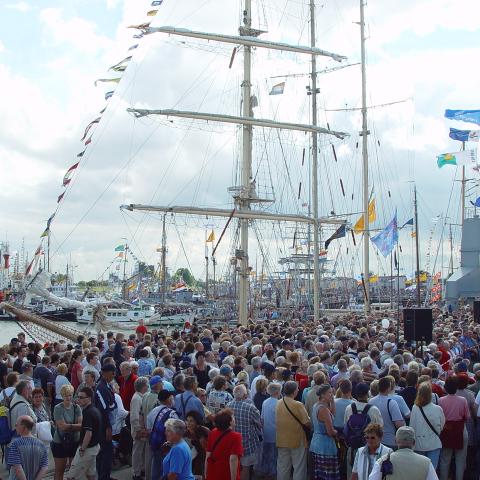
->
[1, 0, 480, 284]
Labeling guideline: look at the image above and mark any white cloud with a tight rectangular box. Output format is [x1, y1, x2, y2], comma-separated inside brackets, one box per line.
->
[39, 7, 113, 55]
[5, 1, 31, 13]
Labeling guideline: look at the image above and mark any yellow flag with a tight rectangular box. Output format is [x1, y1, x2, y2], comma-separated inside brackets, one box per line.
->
[127, 283, 136, 291]
[411, 231, 417, 238]
[147, 9, 158, 16]
[206, 230, 215, 243]
[353, 199, 376, 233]
[419, 272, 427, 282]
[369, 274, 379, 283]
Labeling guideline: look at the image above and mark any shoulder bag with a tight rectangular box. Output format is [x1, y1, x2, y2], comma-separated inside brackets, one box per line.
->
[207, 429, 232, 464]
[283, 398, 312, 442]
[419, 406, 440, 437]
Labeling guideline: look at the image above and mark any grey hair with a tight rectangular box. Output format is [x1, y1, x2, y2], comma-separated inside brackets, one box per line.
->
[251, 356, 262, 369]
[283, 380, 298, 396]
[120, 361, 131, 370]
[267, 382, 282, 396]
[165, 418, 186, 436]
[134, 376, 149, 392]
[360, 356, 373, 369]
[208, 368, 220, 380]
[233, 384, 247, 400]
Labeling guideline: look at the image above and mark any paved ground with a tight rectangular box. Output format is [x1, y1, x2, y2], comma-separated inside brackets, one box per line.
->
[0, 450, 134, 479]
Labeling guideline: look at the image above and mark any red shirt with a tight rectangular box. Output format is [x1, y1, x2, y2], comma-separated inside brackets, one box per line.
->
[136, 325, 147, 336]
[70, 361, 82, 391]
[119, 374, 137, 410]
[206, 428, 243, 480]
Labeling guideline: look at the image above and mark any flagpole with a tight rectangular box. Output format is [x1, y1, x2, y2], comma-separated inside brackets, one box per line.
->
[122, 242, 128, 300]
[414, 185, 421, 306]
[47, 230, 51, 273]
[390, 253, 393, 310]
[161, 213, 167, 304]
[205, 229, 209, 300]
[396, 245, 400, 342]
[461, 141, 466, 226]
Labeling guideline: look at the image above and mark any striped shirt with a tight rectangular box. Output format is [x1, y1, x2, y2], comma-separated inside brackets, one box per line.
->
[7, 436, 48, 479]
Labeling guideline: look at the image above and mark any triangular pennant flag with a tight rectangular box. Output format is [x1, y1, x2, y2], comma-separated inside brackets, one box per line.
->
[269, 82, 285, 95]
[105, 91, 114, 100]
[84, 136, 92, 146]
[128, 23, 151, 31]
[151, 0, 163, 5]
[324, 223, 346, 250]
[63, 162, 79, 187]
[401, 218, 414, 228]
[353, 199, 376, 233]
[128, 44, 139, 51]
[77, 149, 86, 158]
[80, 117, 101, 141]
[57, 192, 65, 203]
[147, 9, 158, 16]
[206, 230, 215, 243]
[94, 78, 121, 87]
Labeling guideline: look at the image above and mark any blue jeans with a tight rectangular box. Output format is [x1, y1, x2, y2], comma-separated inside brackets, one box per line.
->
[96, 441, 113, 480]
[416, 449, 441, 469]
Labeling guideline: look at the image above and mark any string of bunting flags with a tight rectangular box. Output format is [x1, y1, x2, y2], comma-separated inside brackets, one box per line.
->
[26, 0, 168, 276]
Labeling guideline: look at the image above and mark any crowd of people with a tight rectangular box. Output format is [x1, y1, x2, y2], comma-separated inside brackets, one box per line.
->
[1, 307, 480, 480]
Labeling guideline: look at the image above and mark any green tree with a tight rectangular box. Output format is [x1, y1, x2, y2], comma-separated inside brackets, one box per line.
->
[174, 268, 195, 286]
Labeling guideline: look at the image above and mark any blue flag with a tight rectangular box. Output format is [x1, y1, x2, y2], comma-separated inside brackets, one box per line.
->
[449, 128, 480, 142]
[401, 218, 414, 228]
[445, 109, 480, 126]
[371, 213, 398, 257]
[324, 223, 346, 250]
[470, 197, 480, 208]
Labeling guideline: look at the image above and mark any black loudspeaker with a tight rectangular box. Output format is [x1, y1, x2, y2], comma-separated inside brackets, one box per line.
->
[474, 301, 480, 323]
[403, 308, 433, 343]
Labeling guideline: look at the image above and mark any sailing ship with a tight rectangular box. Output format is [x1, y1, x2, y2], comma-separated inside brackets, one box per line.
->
[121, 0, 350, 324]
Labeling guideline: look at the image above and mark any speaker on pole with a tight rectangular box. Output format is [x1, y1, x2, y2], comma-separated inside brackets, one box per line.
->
[474, 301, 480, 323]
[403, 308, 433, 343]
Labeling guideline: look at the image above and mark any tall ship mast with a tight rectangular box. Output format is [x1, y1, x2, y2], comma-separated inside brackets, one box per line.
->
[122, 0, 348, 324]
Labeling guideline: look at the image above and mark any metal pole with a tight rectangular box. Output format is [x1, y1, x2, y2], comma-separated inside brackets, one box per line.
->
[47, 231, 51, 273]
[161, 214, 167, 303]
[310, 0, 321, 322]
[396, 246, 400, 342]
[360, 0, 370, 313]
[461, 141, 466, 226]
[239, 0, 252, 325]
[414, 186, 421, 306]
[205, 229, 209, 299]
[122, 243, 128, 300]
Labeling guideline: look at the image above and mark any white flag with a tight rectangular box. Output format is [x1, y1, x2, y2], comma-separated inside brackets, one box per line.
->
[269, 82, 285, 95]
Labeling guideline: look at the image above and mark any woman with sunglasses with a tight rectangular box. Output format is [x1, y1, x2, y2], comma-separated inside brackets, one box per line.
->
[351, 423, 392, 480]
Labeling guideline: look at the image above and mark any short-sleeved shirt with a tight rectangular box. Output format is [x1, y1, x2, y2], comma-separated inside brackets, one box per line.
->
[206, 390, 234, 414]
[276, 397, 310, 449]
[333, 398, 353, 428]
[7, 436, 48, 478]
[369, 395, 403, 447]
[439, 394, 470, 421]
[80, 404, 102, 447]
[53, 403, 82, 444]
[162, 439, 195, 480]
[206, 428, 243, 480]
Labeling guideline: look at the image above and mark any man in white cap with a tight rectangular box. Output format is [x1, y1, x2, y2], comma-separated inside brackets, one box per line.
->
[368, 426, 438, 480]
